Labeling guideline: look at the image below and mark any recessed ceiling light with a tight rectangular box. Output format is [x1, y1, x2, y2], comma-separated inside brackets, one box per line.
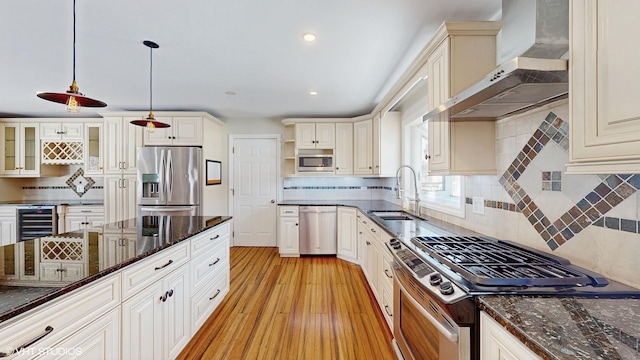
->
[302, 32, 317, 43]
[309, 91, 318, 96]
[225, 91, 236, 96]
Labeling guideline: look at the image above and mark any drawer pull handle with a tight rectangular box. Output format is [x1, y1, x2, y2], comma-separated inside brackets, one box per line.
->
[385, 269, 393, 279]
[210, 234, 220, 240]
[209, 258, 221, 267]
[0, 326, 54, 357]
[384, 305, 393, 317]
[209, 289, 221, 300]
[168, 289, 174, 297]
[154, 259, 174, 271]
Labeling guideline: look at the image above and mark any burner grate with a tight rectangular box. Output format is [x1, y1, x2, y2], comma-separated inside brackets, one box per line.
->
[412, 236, 596, 287]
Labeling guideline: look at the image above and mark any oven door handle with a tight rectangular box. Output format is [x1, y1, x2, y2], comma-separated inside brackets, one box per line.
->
[395, 276, 459, 343]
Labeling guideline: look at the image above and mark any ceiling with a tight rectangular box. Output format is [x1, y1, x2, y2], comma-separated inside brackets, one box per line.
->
[0, 0, 501, 121]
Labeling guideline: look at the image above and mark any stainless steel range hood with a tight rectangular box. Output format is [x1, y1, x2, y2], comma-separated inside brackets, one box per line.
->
[423, 0, 569, 121]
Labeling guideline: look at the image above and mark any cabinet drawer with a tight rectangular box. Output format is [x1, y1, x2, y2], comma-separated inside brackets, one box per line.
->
[64, 206, 104, 215]
[0, 275, 120, 359]
[121, 242, 189, 300]
[191, 271, 229, 332]
[279, 206, 298, 217]
[190, 223, 229, 255]
[191, 241, 229, 292]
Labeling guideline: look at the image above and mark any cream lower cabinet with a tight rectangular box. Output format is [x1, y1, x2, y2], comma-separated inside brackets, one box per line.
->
[277, 206, 299, 257]
[567, 0, 640, 174]
[62, 205, 104, 233]
[121, 262, 191, 360]
[0, 206, 17, 246]
[337, 207, 357, 262]
[0, 274, 120, 360]
[480, 311, 541, 360]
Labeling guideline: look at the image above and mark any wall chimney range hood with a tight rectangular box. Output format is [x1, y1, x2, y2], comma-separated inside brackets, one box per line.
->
[423, 0, 569, 121]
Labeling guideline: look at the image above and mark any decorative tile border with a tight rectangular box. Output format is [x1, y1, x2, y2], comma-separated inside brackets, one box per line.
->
[283, 186, 395, 191]
[498, 112, 640, 250]
[22, 186, 104, 190]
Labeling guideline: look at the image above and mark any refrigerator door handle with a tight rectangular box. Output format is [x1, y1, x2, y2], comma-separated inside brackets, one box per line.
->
[167, 150, 173, 201]
[159, 149, 166, 203]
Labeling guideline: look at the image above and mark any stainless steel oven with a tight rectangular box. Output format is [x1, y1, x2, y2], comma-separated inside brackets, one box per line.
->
[393, 258, 474, 360]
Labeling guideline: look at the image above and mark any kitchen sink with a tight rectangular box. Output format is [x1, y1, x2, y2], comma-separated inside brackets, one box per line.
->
[370, 211, 420, 221]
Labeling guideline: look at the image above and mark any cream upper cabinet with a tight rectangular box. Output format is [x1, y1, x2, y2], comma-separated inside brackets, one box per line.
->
[40, 122, 84, 140]
[0, 123, 40, 176]
[84, 122, 104, 175]
[424, 22, 500, 176]
[353, 119, 373, 175]
[373, 111, 401, 177]
[143, 116, 203, 146]
[103, 117, 143, 175]
[567, 0, 640, 174]
[295, 123, 335, 149]
[335, 123, 353, 175]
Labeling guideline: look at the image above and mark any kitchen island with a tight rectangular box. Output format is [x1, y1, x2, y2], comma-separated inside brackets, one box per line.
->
[0, 215, 231, 359]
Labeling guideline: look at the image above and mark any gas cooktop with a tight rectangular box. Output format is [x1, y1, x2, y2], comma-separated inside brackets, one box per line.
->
[387, 235, 640, 301]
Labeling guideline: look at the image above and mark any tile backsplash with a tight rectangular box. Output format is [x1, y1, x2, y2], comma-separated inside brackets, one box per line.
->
[423, 100, 640, 288]
[283, 176, 399, 203]
[21, 165, 104, 202]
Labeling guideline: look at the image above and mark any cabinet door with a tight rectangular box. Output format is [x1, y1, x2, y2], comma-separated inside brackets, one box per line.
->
[121, 175, 138, 222]
[295, 123, 316, 149]
[568, 1, 640, 172]
[143, 116, 173, 146]
[62, 123, 84, 140]
[278, 216, 300, 256]
[20, 124, 40, 176]
[40, 263, 61, 282]
[314, 123, 335, 149]
[38, 308, 120, 360]
[122, 281, 163, 360]
[480, 311, 541, 360]
[103, 118, 124, 174]
[121, 118, 143, 174]
[427, 113, 450, 172]
[372, 113, 381, 175]
[0, 216, 17, 246]
[65, 216, 86, 232]
[85, 123, 103, 175]
[163, 264, 191, 359]
[334, 123, 353, 175]
[0, 124, 20, 175]
[173, 117, 202, 146]
[337, 207, 357, 261]
[427, 39, 450, 110]
[353, 119, 373, 175]
[40, 123, 62, 140]
[104, 176, 120, 224]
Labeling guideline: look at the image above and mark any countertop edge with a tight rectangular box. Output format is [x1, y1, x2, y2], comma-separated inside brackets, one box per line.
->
[0, 216, 232, 325]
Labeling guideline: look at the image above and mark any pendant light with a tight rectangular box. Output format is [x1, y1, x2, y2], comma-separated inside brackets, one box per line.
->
[130, 40, 170, 132]
[36, 0, 106, 112]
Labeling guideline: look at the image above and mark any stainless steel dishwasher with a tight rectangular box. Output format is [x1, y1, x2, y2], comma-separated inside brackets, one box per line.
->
[299, 206, 337, 255]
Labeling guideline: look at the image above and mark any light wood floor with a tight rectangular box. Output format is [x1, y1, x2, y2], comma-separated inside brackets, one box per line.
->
[178, 247, 396, 360]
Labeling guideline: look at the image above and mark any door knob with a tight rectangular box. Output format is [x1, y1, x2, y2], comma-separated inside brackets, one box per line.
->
[271, 199, 275, 203]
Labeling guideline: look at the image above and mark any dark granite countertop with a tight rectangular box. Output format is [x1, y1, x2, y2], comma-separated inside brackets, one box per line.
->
[0, 215, 231, 324]
[478, 296, 640, 360]
[280, 200, 640, 359]
[0, 200, 104, 206]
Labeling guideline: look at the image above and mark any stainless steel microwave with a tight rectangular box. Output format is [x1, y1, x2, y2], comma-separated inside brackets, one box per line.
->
[298, 155, 334, 172]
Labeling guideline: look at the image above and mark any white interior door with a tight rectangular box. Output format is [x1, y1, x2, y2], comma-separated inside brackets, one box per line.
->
[232, 137, 278, 246]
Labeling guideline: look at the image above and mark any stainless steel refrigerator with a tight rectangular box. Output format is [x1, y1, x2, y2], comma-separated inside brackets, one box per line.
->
[137, 146, 202, 217]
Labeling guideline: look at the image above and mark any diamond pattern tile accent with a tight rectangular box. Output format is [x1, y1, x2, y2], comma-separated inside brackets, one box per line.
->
[65, 168, 95, 197]
[500, 112, 640, 250]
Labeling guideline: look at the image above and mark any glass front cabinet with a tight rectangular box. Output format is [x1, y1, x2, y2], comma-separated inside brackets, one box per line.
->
[0, 123, 40, 176]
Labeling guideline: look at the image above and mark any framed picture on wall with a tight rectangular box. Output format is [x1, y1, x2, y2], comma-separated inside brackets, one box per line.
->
[206, 160, 221, 185]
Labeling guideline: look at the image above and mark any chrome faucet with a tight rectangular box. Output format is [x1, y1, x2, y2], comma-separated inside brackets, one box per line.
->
[395, 165, 420, 213]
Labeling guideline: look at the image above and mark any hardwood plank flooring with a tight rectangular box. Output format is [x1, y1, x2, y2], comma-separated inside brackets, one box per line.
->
[178, 247, 396, 360]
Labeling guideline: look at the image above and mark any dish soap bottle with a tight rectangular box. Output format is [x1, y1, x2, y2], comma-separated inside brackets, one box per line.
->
[402, 197, 409, 210]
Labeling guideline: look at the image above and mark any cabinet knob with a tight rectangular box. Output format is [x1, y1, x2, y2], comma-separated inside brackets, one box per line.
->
[425, 154, 431, 160]
[295, 223, 299, 226]
[368, 166, 372, 169]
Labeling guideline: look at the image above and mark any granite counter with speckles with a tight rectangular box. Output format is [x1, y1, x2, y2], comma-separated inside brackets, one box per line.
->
[479, 296, 640, 360]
